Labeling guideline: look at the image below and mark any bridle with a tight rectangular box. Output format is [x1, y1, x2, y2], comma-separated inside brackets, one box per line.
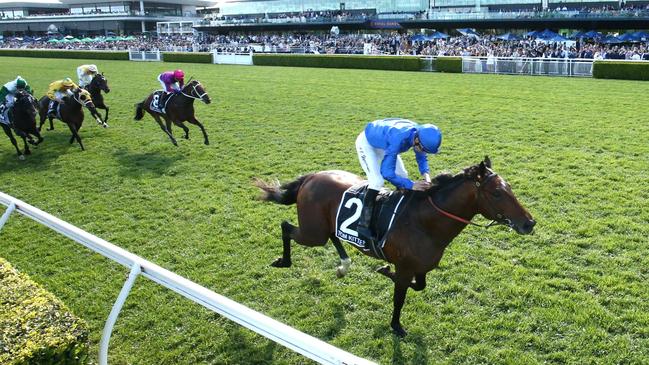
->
[427, 172, 512, 229]
[180, 81, 208, 101]
[72, 90, 94, 108]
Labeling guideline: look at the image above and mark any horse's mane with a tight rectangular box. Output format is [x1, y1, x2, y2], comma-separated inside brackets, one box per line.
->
[403, 164, 481, 201]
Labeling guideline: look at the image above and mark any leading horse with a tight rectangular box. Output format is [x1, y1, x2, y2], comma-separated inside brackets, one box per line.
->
[84, 72, 110, 126]
[255, 157, 535, 337]
[37, 88, 98, 151]
[1, 90, 43, 160]
[133, 80, 211, 146]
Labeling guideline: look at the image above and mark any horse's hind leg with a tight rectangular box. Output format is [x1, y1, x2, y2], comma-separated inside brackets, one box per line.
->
[2, 125, 23, 159]
[271, 221, 295, 268]
[188, 116, 209, 145]
[377, 266, 426, 291]
[21, 136, 31, 155]
[330, 235, 351, 278]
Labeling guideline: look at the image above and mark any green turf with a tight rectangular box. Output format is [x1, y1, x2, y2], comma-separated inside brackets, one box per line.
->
[0, 57, 648, 365]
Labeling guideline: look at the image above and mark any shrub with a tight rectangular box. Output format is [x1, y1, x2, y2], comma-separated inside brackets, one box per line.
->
[0, 49, 128, 60]
[162, 52, 212, 64]
[0, 257, 89, 364]
[252, 54, 423, 71]
[435, 57, 463, 73]
[592, 60, 649, 81]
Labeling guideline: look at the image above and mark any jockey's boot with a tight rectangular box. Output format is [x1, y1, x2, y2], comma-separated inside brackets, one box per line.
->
[47, 101, 57, 119]
[357, 188, 379, 250]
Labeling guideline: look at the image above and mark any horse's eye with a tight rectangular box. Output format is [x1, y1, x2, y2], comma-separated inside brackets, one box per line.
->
[491, 190, 502, 198]
[81, 95, 86, 100]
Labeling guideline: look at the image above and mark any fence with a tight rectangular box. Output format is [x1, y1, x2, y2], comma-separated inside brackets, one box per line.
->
[462, 56, 594, 77]
[212, 50, 253, 65]
[128, 50, 162, 61]
[0, 191, 376, 365]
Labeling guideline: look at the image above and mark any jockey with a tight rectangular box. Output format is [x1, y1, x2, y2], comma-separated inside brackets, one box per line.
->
[0, 76, 33, 125]
[76, 64, 99, 88]
[355, 118, 442, 245]
[46, 78, 79, 118]
[156, 69, 184, 112]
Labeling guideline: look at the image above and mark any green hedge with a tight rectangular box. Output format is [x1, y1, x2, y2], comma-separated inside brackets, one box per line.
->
[435, 56, 463, 73]
[0, 49, 128, 60]
[0, 257, 89, 364]
[592, 60, 649, 81]
[163, 52, 212, 64]
[253, 54, 423, 71]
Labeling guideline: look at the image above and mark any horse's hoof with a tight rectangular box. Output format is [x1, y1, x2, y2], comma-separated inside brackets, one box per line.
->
[47, 128, 54, 131]
[18, 155, 25, 161]
[204, 140, 210, 145]
[271, 258, 291, 268]
[335, 267, 346, 278]
[392, 325, 407, 338]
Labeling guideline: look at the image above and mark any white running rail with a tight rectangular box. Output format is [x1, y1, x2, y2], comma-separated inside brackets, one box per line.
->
[0, 191, 376, 365]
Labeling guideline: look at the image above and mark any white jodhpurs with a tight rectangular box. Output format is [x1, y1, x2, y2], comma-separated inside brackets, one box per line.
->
[355, 131, 408, 190]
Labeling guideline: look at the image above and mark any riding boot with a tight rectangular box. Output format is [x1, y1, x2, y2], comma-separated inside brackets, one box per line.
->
[357, 188, 379, 250]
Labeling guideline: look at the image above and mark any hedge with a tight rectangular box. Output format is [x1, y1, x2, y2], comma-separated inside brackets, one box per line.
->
[0, 49, 128, 60]
[162, 52, 212, 64]
[0, 257, 89, 364]
[592, 60, 649, 81]
[435, 56, 463, 73]
[252, 54, 423, 71]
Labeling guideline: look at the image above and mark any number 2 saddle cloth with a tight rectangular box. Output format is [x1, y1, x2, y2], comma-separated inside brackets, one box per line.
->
[335, 182, 407, 251]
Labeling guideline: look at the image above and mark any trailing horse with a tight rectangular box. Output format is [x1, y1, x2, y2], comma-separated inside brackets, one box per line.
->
[134, 80, 211, 146]
[37, 88, 98, 151]
[255, 157, 535, 337]
[1, 90, 43, 160]
[84, 72, 110, 126]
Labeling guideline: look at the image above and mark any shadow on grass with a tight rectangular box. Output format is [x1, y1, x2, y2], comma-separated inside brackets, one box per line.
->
[113, 148, 185, 177]
[391, 331, 429, 365]
[220, 324, 279, 364]
[0, 132, 83, 174]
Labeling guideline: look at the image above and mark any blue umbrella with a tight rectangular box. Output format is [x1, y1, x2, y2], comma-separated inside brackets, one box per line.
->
[617, 32, 639, 42]
[548, 34, 568, 42]
[526, 30, 539, 38]
[602, 35, 621, 44]
[410, 34, 427, 42]
[582, 30, 603, 39]
[496, 32, 521, 41]
[429, 31, 449, 39]
[457, 28, 480, 37]
[569, 31, 584, 39]
[632, 31, 649, 41]
[538, 29, 559, 39]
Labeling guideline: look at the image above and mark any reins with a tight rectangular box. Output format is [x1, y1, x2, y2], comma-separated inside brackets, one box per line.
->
[180, 82, 207, 100]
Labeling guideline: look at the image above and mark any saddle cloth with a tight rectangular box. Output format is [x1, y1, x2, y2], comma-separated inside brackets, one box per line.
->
[335, 182, 406, 250]
[150, 91, 173, 114]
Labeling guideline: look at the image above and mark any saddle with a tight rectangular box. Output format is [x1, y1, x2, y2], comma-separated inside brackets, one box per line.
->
[335, 183, 407, 256]
[150, 91, 174, 114]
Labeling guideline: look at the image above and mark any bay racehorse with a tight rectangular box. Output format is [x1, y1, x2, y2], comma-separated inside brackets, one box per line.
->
[84, 72, 110, 125]
[255, 157, 535, 337]
[133, 80, 211, 146]
[37, 88, 98, 151]
[1, 90, 43, 160]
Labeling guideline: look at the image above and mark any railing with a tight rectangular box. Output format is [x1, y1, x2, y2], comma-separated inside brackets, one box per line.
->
[212, 50, 253, 65]
[462, 56, 594, 77]
[0, 192, 376, 365]
[128, 50, 162, 61]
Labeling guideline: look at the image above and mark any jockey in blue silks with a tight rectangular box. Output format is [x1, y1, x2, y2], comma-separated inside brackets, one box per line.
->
[355, 117, 442, 246]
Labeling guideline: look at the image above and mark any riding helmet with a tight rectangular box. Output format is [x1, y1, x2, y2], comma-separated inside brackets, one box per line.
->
[88, 65, 98, 73]
[62, 78, 74, 87]
[416, 124, 442, 154]
[173, 69, 185, 80]
[16, 77, 27, 89]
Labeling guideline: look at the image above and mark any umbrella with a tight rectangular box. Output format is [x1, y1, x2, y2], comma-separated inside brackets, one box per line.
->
[496, 32, 520, 41]
[47, 38, 60, 43]
[632, 31, 649, 41]
[582, 30, 603, 39]
[457, 28, 480, 37]
[548, 35, 568, 42]
[124, 35, 136, 40]
[63, 35, 74, 39]
[80, 37, 94, 42]
[68, 38, 81, 42]
[538, 29, 559, 39]
[526, 30, 540, 38]
[617, 32, 639, 42]
[410, 34, 427, 42]
[601, 35, 621, 44]
[429, 31, 449, 39]
[569, 31, 584, 39]
[104, 36, 118, 41]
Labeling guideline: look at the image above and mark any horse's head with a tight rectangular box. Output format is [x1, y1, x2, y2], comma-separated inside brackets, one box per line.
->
[92, 72, 110, 93]
[73, 88, 96, 110]
[466, 156, 536, 234]
[184, 80, 211, 104]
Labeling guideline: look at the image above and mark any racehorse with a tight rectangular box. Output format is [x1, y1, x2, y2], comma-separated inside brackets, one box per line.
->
[255, 157, 535, 337]
[37, 88, 98, 151]
[133, 80, 211, 146]
[84, 72, 110, 126]
[1, 90, 43, 160]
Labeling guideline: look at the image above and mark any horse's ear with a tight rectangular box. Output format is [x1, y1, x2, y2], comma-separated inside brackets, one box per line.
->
[478, 161, 488, 179]
[484, 155, 492, 168]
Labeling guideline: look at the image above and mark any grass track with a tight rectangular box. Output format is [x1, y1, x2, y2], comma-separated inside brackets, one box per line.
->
[1, 56, 648, 364]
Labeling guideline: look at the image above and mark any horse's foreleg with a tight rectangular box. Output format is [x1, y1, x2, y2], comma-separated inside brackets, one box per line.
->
[176, 122, 189, 140]
[21, 136, 31, 155]
[103, 106, 109, 124]
[271, 221, 295, 268]
[377, 266, 426, 291]
[330, 235, 351, 278]
[153, 115, 177, 146]
[188, 116, 209, 145]
[48, 117, 54, 131]
[2, 125, 23, 159]
[66, 123, 84, 151]
[391, 268, 415, 338]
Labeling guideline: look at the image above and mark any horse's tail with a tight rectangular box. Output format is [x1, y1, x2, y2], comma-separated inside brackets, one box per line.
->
[254, 174, 313, 205]
[134, 101, 145, 121]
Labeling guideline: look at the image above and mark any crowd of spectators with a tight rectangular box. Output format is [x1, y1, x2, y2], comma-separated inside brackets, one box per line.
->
[1, 32, 648, 60]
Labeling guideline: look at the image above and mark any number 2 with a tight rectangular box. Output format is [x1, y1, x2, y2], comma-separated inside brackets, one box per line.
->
[340, 197, 362, 237]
